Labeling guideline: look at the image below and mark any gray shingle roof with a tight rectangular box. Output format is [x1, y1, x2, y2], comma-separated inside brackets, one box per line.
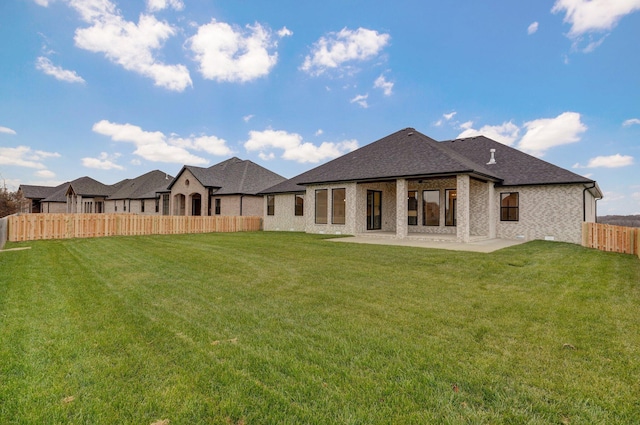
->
[65, 176, 116, 197]
[262, 128, 596, 193]
[18, 185, 60, 200]
[109, 170, 174, 200]
[443, 135, 593, 186]
[170, 157, 286, 195]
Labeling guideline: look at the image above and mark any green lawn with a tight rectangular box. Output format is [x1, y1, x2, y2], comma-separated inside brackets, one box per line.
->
[1, 232, 639, 424]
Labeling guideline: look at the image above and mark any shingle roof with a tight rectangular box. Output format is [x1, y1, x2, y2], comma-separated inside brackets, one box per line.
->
[261, 128, 597, 193]
[170, 157, 286, 195]
[287, 128, 500, 185]
[443, 135, 593, 186]
[18, 185, 59, 200]
[65, 176, 116, 197]
[109, 170, 174, 200]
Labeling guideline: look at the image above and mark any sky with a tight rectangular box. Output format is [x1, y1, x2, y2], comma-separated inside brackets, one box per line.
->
[1, 0, 639, 215]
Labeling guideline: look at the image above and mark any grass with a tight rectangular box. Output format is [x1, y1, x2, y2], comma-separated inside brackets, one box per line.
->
[0, 232, 639, 424]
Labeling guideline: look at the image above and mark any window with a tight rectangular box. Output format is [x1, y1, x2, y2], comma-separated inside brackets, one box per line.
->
[155, 198, 159, 213]
[162, 194, 169, 215]
[445, 189, 457, 226]
[214, 198, 221, 215]
[267, 195, 275, 216]
[315, 189, 328, 224]
[141, 200, 145, 213]
[123, 200, 127, 212]
[423, 190, 440, 226]
[295, 194, 304, 216]
[501, 192, 519, 221]
[366, 190, 382, 230]
[408, 191, 418, 225]
[332, 188, 346, 224]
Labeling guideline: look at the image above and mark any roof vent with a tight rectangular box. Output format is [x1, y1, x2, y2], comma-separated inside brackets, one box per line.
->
[407, 132, 414, 136]
[487, 149, 496, 165]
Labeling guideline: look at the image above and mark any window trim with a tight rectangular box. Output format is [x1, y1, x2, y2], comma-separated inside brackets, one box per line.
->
[500, 192, 519, 222]
[408, 190, 418, 226]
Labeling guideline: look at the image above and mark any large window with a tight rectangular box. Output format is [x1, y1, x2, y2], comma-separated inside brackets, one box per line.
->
[445, 189, 457, 226]
[408, 191, 418, 225]
[332, 188, 346, 224]
[500, 192, 519, 221]
[162, 194, 169, 215]
[295, 194, 304, 216]
[315, 189, 328, 224]
[423, 190, 440, 226]
[267, 195, 275, 216]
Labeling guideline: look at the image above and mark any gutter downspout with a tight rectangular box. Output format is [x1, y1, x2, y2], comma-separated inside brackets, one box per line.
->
[583, 182, 601, 222]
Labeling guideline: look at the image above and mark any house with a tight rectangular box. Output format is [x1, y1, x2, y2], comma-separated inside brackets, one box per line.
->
[104, 170, 173, 215]
[20, 171, 174, 215]
[261, 128, 603, 245]
[166, 157, 286, 216]
[18, 184, 64, 213]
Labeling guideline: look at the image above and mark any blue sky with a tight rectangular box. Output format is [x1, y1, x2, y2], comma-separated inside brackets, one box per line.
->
[1, 0, 639, 215]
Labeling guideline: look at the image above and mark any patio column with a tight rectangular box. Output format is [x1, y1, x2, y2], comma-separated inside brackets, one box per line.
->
[396, 178, 408, 239]
[456, 175, 470, 243]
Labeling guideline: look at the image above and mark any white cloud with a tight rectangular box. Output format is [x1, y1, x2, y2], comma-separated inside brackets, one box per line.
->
[315, 129, 324, 136]
[147, 0, 184, 12]
[458, 121, 520, 146]
[350, 93, 369, 108]
[92, 120, 232, 165]
[36, 56, 86, 84]
[373, 75, 393, 96]
[243, 114, 254, 123]
[72, 1, 192, 91]
[33, 0, 50, 6]
[0, 126, 17, 135]
[82, 152, 125, 170]
[301, 27, 390, 76]
[278, 27, 293, 38]
[518, 112, 586, 156]
[187, 20, 279, 83]
[552, 0, 640, 37]
[574, 154, 634, 168]
[623, 118, 640, 126]
[459, 120, 473, 130]
[244, 129, 359, 163]
[435, 111, 457, 127]
[36, 169, 56, 178]
[0, 146, 60, 169]
[528, 21, 539, 34]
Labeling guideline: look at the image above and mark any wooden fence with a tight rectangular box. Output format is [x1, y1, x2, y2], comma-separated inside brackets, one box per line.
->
[582, 222, 639, 258]
[7, 213, 262, 242]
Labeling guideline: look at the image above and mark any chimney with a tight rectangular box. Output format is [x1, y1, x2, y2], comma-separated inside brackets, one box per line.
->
[487, 149, 496, 165]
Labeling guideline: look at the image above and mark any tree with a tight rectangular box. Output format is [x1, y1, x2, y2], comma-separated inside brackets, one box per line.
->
[0, 188, 23, 218]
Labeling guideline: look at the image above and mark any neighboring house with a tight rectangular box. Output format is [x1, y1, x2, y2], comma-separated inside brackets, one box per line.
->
[262, 128, 603, 245]
[21, 170, 174, 215]
[18, 184, 64, 213]
[104, 170, 173, 215]
[167, 157, 286, 217]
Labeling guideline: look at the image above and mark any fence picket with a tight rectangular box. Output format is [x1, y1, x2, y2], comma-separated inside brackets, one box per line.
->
[7, 214, 262, 242]
[582, 222, 639, 258]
